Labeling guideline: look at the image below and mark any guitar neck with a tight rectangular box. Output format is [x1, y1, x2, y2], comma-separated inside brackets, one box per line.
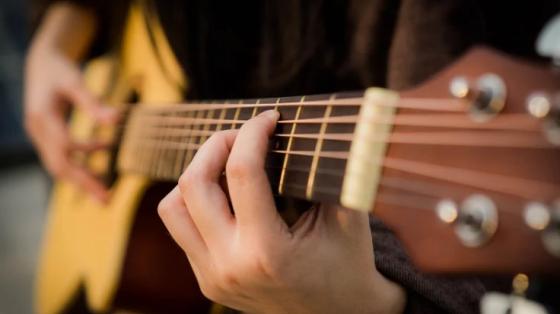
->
[117, 90, 389, 208]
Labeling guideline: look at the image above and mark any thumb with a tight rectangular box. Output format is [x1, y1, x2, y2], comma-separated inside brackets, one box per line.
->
[62, 77, 119, 124]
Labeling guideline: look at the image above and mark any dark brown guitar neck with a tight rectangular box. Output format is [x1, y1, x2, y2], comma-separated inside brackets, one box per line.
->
[118, 91, 365, 206]
[116, 47, 560, 274]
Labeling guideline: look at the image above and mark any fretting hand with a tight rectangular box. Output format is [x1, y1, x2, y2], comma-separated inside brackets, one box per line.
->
[158, 110, 406, 314]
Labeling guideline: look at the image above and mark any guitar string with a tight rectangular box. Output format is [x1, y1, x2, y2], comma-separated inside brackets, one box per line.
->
[119, 112, 543, 133]
[119, 138, 560, 200]
[263, 163, 558, 208]
[111, 96, 453, 128]
[122, 127, 553, 149]
[267, 180, 528, 217]
[112, 98, 557, 206]
[227, 159, 553, 211]
[131, 97, 468, 113]
[119, 161, 532, 216]
[118, 158, 533, 217]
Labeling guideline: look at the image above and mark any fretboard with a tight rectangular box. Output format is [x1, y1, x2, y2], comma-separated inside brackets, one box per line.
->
[118, 92, 366, 204]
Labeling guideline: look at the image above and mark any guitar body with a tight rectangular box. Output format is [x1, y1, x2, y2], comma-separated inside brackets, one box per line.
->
[35, 5, 208, 313]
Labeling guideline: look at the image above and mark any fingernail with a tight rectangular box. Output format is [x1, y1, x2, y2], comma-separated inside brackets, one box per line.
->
[259, 109, 280, 121]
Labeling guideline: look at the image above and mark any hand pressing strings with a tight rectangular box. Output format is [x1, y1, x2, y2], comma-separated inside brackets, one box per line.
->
[158, 110, 406, 314]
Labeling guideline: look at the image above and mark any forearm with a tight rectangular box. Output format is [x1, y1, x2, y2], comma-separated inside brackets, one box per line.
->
[30, 2, 97, 61]
[370, 216, 485, 313]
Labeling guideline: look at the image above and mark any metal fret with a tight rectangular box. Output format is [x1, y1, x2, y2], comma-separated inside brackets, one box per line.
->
[306, 96, 334, 198]
[151, 112, 166, 178]
[159, 111, 176, 179]
[200, 109, 215, 143]
[251, 99, 260, 118]
[118, 112, 137, 173]
[231, 101, 242, 129]
[116, 91, 366, 211]
[278, 97, 304, 194]
[215, 107, 227, 131]
[172, 111, 189, 176]
[180, 110, 195, 171]
[184, 109, 205, 167]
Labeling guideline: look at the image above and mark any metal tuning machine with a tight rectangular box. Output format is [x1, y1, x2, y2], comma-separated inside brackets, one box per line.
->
[449, 74, 507, 122]
[524, 201, 560, 258]
[435, 194, 499, 248]
[537, 12, 560, 67]
[526, 92, 560, 145]
[481, 274, 548, 314]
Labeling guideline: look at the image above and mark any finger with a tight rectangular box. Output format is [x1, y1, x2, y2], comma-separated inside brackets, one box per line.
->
[61, 76, 119, 124]
[33, 112, 110, 201]
[226, 110, 287, 235]
[65, 165, 110, 201]
[179, 130, 237, 248]
[159, 186, 208, 262]
[31, 109, 70, 175]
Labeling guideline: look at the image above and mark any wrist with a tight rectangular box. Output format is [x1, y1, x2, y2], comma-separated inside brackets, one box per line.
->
[31, 2, 97, 62]
[368, 272, 406, 314]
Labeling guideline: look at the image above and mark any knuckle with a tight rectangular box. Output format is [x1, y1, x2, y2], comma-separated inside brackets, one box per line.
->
[249, 249, 284, 281]
[215, 265, 240, 292]
[47, 160, 66, 177]
[226, 158, 252, 183]
[178, 169, 197, 193]
[157, 196, 171, 219]
[199, 282, 222, 303]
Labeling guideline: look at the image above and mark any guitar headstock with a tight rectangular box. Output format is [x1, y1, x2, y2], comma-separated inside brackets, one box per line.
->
[375, 46, 560, 275]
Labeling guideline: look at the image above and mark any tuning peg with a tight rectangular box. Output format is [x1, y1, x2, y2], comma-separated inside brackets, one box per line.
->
[526, 92, 560, 145]
[537, 13, 560, 65]
[481, 274, 548, 314]
[541, 201, 560, 258]
[524, 201, 560, 258]
[449, 74, 506, 122]
[481, 291, 547, 314]
[435, 195, 498, 248]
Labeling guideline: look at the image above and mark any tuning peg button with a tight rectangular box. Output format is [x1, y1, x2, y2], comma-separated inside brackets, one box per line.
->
[527, 92, 560, 145]
[435, 199, 459, 224]
[524, 202, 551, 231]
[526, 92, 552, 118]
[541, 202, 560, 258]
[449, 76, 471, 99]
[536, 13, 560, 64]
[524, 201, 560, 258]
[449, 74, 506, 122]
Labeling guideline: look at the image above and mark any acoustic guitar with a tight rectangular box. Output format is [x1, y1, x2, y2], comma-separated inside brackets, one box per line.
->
[35, 3, 560, 314]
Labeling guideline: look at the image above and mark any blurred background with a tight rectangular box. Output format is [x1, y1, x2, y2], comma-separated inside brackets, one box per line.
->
[0, 0, 50, 313]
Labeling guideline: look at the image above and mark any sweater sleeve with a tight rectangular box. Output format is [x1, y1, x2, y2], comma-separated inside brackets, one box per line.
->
[370, 216, 486, 314]
[30, 0, 130, 58]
